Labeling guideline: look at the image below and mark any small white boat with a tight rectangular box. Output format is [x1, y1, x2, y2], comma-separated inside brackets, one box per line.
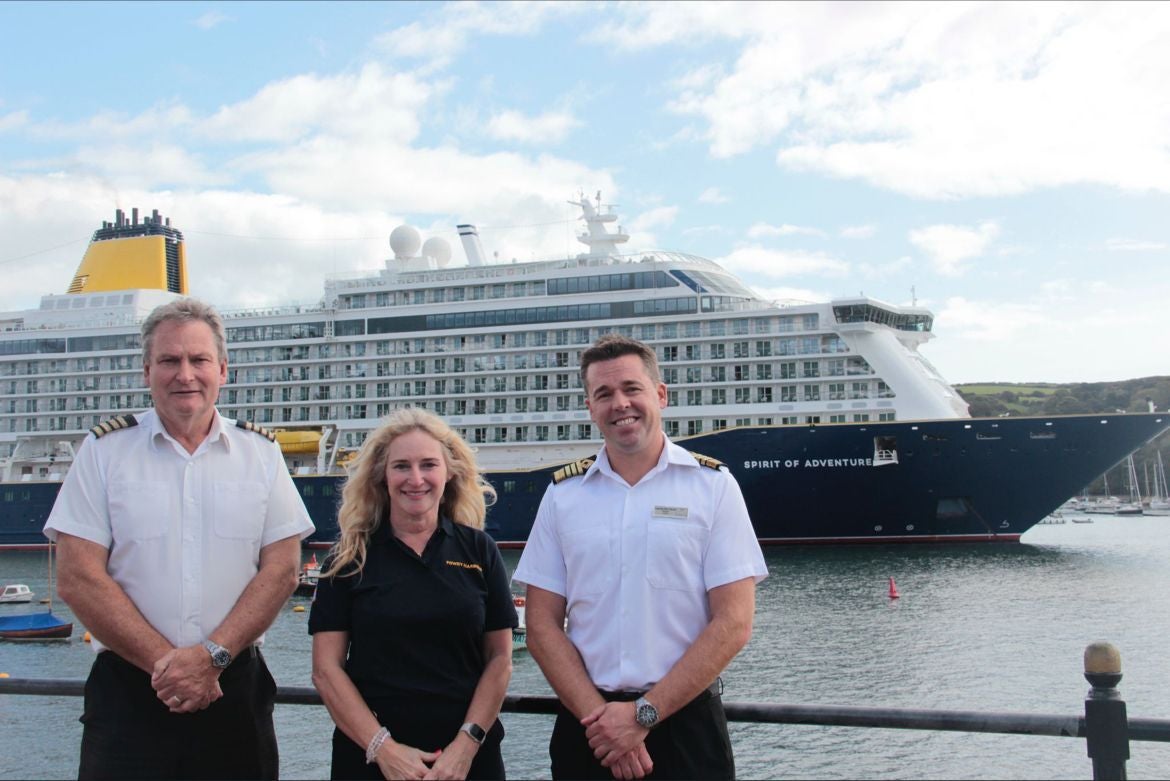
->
[294, 554, 321, 598]
[0, 584, 34, 603]
[512, 596, 527, 652]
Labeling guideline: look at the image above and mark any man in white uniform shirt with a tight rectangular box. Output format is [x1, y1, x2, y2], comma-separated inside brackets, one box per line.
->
[514, 334, 767, 780]
[45, 298, 314, 780]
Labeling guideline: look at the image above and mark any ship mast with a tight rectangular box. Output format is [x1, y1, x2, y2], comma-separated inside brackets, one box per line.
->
[569, 191, 629, 258]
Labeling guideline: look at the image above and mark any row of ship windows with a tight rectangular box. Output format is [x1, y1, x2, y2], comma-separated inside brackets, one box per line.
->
[4, 370, 890, 413]
[1, 349, 868, 392]
[0, 314, 821, 363]
[5, 384, 895, 430]
[335, 269, 683, 310]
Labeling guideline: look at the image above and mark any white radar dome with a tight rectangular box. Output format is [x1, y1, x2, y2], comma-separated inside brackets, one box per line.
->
[389, 225, 421, 259]
[421, 237, 452, 267]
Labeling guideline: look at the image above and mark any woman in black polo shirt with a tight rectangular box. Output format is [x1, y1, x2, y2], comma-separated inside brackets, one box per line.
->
[310, 408, 517, 780]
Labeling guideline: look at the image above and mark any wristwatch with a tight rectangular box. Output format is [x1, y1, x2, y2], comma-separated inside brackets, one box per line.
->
[203, 640, 233, 669]
[460, 722, 487, 744]
[634, 696, 659, 729]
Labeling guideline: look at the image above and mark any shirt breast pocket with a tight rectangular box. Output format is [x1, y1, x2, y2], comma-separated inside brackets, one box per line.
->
[560, 525, 613, 597]
[213, 482, 268, 540]
[646, 519, 707, 592]
[109, 481, 168, 541]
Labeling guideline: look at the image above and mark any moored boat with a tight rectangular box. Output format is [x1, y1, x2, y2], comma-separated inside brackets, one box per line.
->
[0, 611, 73, 640]
[0, 546, 72, 640]
[0, 584, 34, 603]
[294, 554, 321, 598]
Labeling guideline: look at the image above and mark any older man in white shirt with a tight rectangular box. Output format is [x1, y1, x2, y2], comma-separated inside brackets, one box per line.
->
[45, 298, 314, 780]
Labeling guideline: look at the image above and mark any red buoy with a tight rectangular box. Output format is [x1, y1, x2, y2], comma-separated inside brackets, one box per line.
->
[888, 577, 900, 599]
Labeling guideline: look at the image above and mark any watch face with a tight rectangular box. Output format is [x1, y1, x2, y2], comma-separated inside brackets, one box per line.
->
[635, 701, 658, 727]
[204, 641, 232, 668]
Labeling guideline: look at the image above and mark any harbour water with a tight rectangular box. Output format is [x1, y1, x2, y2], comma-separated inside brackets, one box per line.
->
[2, 516, 1170, 779]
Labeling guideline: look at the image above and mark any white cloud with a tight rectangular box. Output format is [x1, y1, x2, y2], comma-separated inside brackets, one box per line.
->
[1106, 238, 1168, 252]
[193, 11, 229, 30]
[936, 296, 1047, 342]
[840, 224, 875, 239]
[0, 110, 29, 133]
[697, 186, 728, 204]
[624, 206, 678, 249]
[199, 64, 432, 144]
[929, 281, 1170, 382]
[629, 206, 678, 231]
[909, 221, 1000, 275]
[717, 245, 849, 278]
[375, 2, 582, 73]
[856, 255, 913, 278]
[681, 224, 727, 237]
[746, 222, 825, 239]
[485, 109, 579, 144]
[622, 3, 1170, 198]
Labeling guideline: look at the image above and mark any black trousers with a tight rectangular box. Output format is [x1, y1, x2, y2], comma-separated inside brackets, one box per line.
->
[78, 648, 278, 780]
[549, 685, 735, 780]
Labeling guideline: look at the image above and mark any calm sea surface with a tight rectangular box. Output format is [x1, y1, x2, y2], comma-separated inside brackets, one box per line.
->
[3, 516, 1170, 780]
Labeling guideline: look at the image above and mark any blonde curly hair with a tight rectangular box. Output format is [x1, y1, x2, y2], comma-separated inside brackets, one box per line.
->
[323, 408, 496, 577]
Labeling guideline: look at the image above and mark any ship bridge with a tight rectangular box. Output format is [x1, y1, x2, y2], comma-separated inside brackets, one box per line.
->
[832, 301, 933, 333]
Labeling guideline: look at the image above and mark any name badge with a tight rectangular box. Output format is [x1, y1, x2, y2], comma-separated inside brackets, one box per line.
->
[653, 505, 689, 519]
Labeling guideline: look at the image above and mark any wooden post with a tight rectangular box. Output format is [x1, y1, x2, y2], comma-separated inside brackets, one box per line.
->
[1084, 641, 1129, 781]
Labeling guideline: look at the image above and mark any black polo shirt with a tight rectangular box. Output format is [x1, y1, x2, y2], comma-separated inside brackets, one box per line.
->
[309, 516, 518, 706]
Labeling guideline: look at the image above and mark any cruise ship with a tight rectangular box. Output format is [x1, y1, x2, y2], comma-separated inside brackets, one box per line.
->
[2, 200, 1167, 549]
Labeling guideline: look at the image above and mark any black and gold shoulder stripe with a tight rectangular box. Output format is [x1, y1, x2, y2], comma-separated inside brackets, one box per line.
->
[90, 414, 139, 439]
[689, 452, 725, 471]
[236, 419, 277, 441]
[552, 457, 595, 484]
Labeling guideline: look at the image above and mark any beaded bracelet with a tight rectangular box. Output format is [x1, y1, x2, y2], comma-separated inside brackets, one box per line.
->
[365, 727, 390, 764]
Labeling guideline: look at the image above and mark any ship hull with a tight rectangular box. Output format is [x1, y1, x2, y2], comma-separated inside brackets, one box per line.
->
[3, 412, 1165, 550]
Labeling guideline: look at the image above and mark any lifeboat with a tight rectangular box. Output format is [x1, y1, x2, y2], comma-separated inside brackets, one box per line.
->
[274, 429, 323, 455]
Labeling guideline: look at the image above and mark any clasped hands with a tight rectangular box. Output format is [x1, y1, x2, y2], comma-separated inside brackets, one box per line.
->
[374, 731, 481, 780]
[583, 701, 654, 780]
[150, 644, 223, 714]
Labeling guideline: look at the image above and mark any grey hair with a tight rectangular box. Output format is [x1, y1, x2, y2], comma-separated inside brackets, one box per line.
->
[141, 298, 227, 363]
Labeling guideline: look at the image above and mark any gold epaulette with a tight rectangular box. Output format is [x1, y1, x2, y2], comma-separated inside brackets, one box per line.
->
[90, 414, 139, 439]
[689, 451, 725, 471]
[235, 419, 276, 441]
[552, 457, 595, 484]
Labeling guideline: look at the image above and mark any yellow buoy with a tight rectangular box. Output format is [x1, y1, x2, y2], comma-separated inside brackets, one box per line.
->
[83, 631, 92, 643]
[293, 605, 305, 613]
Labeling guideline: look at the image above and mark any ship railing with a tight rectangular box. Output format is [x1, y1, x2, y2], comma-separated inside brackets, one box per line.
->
[0, 642, 1160, 780]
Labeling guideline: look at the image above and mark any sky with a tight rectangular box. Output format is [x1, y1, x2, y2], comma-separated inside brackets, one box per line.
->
[1, 1, 1168, 384]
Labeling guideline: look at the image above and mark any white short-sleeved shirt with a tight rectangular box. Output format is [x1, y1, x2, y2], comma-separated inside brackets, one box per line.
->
[44, 409, 315, 653]
[513, 438, 767, 691]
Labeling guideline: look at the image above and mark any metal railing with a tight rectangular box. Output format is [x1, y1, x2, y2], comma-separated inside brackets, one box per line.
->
[2, 642, 1166, 780]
